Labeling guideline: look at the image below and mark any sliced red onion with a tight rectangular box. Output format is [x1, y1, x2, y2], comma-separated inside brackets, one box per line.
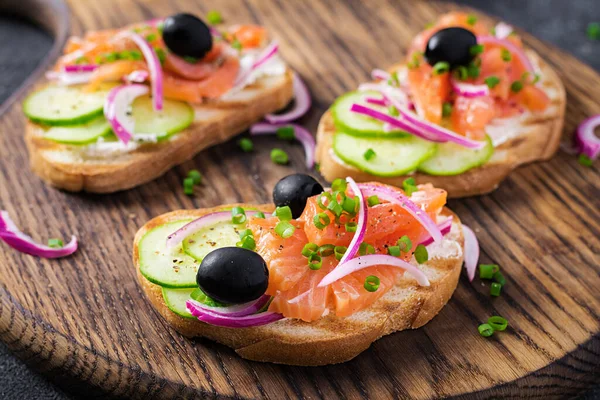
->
[125, 70, 149, 83]
[64, 64, 98, 73]
[265, 74, 311, 123]
[233, 40, 279, 87]
[0, 211, 77, 258]
[46, 70, 94, 85]
[187, 295, 271, 317]
[478, 35, 535, 74]
[494, 22, 513, 39]
[318, 254, 430, 288]
[371, 69, 391, 81]
[250, 122, 315, 168]
[576, 115, 600, 160]
[186, 301, 283, 327]
[450, 77, 490, 98]
[357, 183, 443, 243]
[166, 210, 262, 249]
[104, 84, 149, 144]
[365, 96, 387, 107]
[358, 83, 410, 107]
[122, 31, 163, 111]
[383, 122, 394, 132]
[338, 177, 367, 264]
[418, 216, 453, 247]
[462, 225, 479, 282]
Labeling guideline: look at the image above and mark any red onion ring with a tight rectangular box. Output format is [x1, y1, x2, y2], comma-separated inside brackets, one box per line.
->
[576, 115, 600, 160]
[186, 301, 284, 327]
[418, 216, 453, 247]
[337, 177, 367, 264]
[0, 211, 77, 259]
[250, 122, 316, 168]
[371, 69, 391, 81]
[233, 40, 279, 88]
[64, 64, 98, 73]
[450, 78, 490, 98]
[45, 70, 95, 85]
[365, 96, 388, 107]
[104, 84, 149, 144]
[187, 294, 271, 317]
[265, 74, 311, 123]
[125, 70, 149, 83]
[462, 225, 479, 282]
[357, 183, 443, 243]
[477, 35, 535, 74]
[317, 254, 430, 288]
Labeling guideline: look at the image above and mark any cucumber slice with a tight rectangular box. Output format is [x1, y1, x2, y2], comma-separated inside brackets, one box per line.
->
[23, 85, 111, 126]
[139, 220, 200, 288]
[182, 220, 244, 262]
[131, 96, 194, 141]
[44, 118, 112, 144]
[418, 135, 494, 176]
[333, 131, 437, 176]
[331, 91, 409, 138]
[162, 288, 195, 319]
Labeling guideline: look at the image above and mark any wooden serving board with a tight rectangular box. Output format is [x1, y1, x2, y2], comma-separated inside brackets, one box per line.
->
[0, 0, 598, 398]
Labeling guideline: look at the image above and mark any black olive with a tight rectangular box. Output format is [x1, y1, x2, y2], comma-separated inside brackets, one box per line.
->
[425, 27, 477, 68]
[162, 13, 213, 59]
[197, 247, 269, 304]
[273, 174, 324, 219]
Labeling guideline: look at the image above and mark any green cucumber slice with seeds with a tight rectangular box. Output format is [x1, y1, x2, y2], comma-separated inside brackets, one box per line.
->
[333, 131, 437, 176]
[162, 288, 196, 319]
[331, 90, 409, 138]
[23, 85, 111, 126]
[131, 96, 194, 141]
[182, 220, 245, 262]
[44, 117, 112, 144]
[418, 135, 494, 176]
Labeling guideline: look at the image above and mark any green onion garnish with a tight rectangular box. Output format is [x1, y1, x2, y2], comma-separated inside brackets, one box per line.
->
[469, 44, 484, 56]
[345, 222, 357, 232]
[302, 243, 319, 257]
[487, 316, 508, 331]
[276, 126, 295, 141]
[364, 275, 380, 292]
[490, 282, 502, 297]
[238, 138, 253, 152]
[387, 246, 401, 257]
[236, 235, 256, 250]
[532, 73, 541, 84]
[493, 271, 506, 286]
[334, 246, 347, 261]
[275, 221, 295, 238]
[388, 105, 400, 117]
[341, 197, 356, 214]
[479, 264, 499, 279]
[578, 154, 593, 167]
[48, 238, 63, 248]
[414, 244, 428, 264]
[397, 235, 412, 253]
[255, 211, 266, 219]
[154, 48, 167, 64]
[274, 206, 293, 221]
[187, 169, 202, 185]
[238, 229, 253, 240]
[510, 80, 523, 93]
[501, 48, 512, 62]
[207, 10, 223, 25]
[184, 56, 198, 64]
[331, 178, 347, 192]
[478, 323, 494, 337]
[231, 38, 242, 51]
[308, 254, 322, 270]
[442, 102, 453, 117]
[145, 33, 157, 42]
[484, 76, 500, 89]
[587, 22, 600, 40]
[467, 14, 477, 25]
[183, 177, 195, 195]
[358, 242, 375, 256]
[318, 244, 335, 257]
[364, 148, 376, 160]
[271, 148, 289, 165]
[74, 56, 89, 65]
[317, 192, 331, 210]
[367, 195, 380, 207]
[327, 200, 343, 217]
[231, 207, 246, 224]
[402, 177, 418, 196]
[432, 61, 450, 75]
[467, 63, 481, 79]
[455, 65, 468, 81]
[313, 212, 330, 230]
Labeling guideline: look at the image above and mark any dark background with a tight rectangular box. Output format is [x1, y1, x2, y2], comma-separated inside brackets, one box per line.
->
[0, 0, 598, 398]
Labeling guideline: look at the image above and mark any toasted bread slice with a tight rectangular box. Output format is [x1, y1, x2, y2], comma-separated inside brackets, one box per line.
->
[133, 204, 464, 366]
[25, 71, 294, 193]
[316, 50, 566, 198]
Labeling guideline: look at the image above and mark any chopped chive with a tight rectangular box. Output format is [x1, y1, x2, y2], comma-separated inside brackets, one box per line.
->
[187, 169, 202, 185]
[274, 206, 293, 221]
[313, 212, 330, 230]
[367, 195, 380, 207]
[490, 282, 502, 297]
[275, 221, 295, 238]
[334, 246, 347, 261]
[501, 48, 512, 62]
[467, 63, 481, 79]
[358, 242, 375, 256]
[442, 102, 453, 117]
[231, 207, 246, 224]
[488, 316, 508, 331]
[231, 37, 242, 51]
[388, 105, 399, 117]
[48, 238, 63, 248]
[478, 323, 494, 337]
[145, 33, 157, 42]
[183, 177, 195, 195]
[578, 154, 593, 167]
[74, 56, 89, 65]
[341, 197, 356, 214]
[236, 235, 256, 250]
[402, 177, 418, 196]
[390, 70, 400, 85]
[314, 162, 320, 172]
[207, 10, 223, 25]
[276, 126, 295, 140]
[183, 56, 198, 64]
[532, 73, 541, 84]
[156, 21, 164, 34]
[345, 222, 357, 232]
[414, 244, 428, 264]
[587, 22, 600, 40]
[154, 48, 166, 64]
[484, 76, 500, 89]
[432, 61, 450, 75]
[318, 244, 335, 257]
[327, 200, 343, 217]
[510, 80, 523, 93]
[364, 275, 380, 292]
[331, 178, 347, 192]
[424, 22, 434, 29]
[238, 229, 253, 240]
[493, 271, 506, 286]
[467, 14, 478, 26]
[387, 246, 401, 257]
[455, 65, 468, 81]
[364, 148, 376, 160]
[302, 243, 319, 257]
[470, 44, 484, 56]
[479, 264, 499, 279]
[397, 235, 412, 253]
[255, 211, 266, 219]
[270, 148, 289, 165]
[332, 190, 347, 204]
[317, 192, 332, 210]
[308, 253, 322, 270]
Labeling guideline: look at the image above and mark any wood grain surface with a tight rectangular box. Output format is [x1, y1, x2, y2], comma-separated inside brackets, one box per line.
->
[0, 0, 598, 398]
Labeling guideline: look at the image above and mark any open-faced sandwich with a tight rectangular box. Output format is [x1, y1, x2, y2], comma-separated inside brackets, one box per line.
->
[134, 174, 466, 365]
[23, 13, 294, 192]
[316, 12, 566, 198]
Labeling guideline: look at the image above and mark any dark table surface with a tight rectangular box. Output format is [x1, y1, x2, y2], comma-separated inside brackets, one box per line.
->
[0, 0, 598, 399]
